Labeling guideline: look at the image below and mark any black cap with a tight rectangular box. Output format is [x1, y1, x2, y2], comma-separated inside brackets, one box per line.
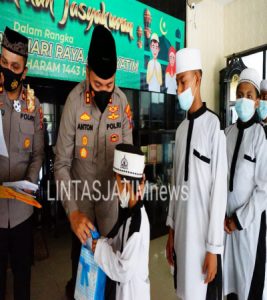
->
[87, 25, 117, 79]
[115, 143, 144, 156]
[1, 27, 28, 58]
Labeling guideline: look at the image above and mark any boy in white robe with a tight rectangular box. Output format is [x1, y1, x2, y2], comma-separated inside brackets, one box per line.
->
[258, 79, 267, 134]
[166, 48, 228, 300]
[223, 69, 267, 300]
[259, 80, 267, 300]
[90, 143, 150, 300]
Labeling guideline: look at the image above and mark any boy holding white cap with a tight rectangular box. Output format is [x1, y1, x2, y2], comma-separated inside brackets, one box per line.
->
[90, 143, 150, 300]
[223, 68, 267, 300]
[258, 79, 267, 134]
[166, 48, 227, 300]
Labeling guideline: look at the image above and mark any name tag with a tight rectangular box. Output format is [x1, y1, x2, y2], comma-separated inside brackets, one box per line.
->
[20, 113, 35, 122]
[107, 122, 121, 130]
[77, 123, 94, 131]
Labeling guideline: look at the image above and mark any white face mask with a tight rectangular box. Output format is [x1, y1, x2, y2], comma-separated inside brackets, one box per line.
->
[177, 77, 197, 111]
[118, 182, 130, 208]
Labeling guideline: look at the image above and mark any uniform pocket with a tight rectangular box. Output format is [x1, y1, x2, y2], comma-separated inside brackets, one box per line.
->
[19, 121, 34, 153]
[193, 149, 211, 164]
[244, 154, 256, 163]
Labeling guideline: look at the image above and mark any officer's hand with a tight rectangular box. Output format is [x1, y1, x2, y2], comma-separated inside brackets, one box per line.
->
[202, 252, 217, 284]
[166, 228, 175, 266]
[69, 210, 95, 244]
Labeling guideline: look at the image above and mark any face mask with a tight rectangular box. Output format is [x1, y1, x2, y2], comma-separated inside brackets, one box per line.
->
[90, 84, 113, 113]
[0, 66, 24, 92]
[177, 78, 196, 111]
[118, 183, 130, 209]
[235, 98, 255, 122]
[257, 100, 267, 121]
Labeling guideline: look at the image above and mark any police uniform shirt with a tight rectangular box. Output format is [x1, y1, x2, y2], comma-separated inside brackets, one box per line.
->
[54, 81, 133, 236]
[0, 87, 44, 228]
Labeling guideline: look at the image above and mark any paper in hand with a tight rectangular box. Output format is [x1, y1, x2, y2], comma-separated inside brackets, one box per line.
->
[3, 180, 38, 193]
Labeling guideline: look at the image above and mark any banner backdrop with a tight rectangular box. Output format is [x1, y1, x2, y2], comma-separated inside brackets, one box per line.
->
[0, 0, 185, 93]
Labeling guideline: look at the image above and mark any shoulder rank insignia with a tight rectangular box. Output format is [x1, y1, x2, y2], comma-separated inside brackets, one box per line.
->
[39, 106, 44, 129]
[125, 104, 133, 129]
[26, 84, 35, 113]
[85, 91, 91, 104]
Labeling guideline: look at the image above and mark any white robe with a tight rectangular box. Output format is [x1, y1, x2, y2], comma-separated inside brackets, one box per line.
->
[263, 122, 267, 300]
[94, 204, 150, 300]
[167, 104, 228, 300]
[223, 118, 267, 300]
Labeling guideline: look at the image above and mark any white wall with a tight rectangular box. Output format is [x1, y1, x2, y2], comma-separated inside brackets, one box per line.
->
[187, 0, 225, 113]
[224, 0, 267, 57]
[186, 0, 267, 113]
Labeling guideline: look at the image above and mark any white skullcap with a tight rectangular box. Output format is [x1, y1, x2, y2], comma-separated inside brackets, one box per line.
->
[238, 68, 261, 93]
[260, 80, 267, 92]
[113, 144, 145, 179]
[151, 33, 159, 43]
[176, 48, 202, 75]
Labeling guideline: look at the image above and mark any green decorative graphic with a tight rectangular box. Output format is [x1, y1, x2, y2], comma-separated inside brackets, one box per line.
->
[0, 0, 185, 92]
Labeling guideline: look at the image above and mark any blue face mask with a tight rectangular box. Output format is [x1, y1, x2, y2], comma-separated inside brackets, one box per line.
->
[235, 98, 255, 122]
[177, 79, 196, 111]
[257, 100, 267, 121]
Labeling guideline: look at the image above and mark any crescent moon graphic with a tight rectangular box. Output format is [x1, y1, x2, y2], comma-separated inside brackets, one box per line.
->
[160, 17, 168, 35]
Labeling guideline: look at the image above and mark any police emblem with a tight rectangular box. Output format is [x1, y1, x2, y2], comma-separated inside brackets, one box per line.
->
[120, 156, 128, 170]
[110, 133, 119, 143]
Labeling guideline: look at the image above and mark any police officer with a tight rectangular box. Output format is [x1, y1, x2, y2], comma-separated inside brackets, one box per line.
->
[0, 27, 44, 300]
[54, 25, 133, 299]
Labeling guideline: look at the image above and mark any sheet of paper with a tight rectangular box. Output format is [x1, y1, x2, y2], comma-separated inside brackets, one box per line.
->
[3, 180, 38, 192]
[0, 113, 8, 157]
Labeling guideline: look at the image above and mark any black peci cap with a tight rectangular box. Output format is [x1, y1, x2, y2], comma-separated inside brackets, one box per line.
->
[87, 25, 117, 80]
[1, 27, 28, 58]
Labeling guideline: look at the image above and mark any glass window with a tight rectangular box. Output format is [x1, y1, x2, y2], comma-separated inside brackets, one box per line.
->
[242, 51, 264, 78]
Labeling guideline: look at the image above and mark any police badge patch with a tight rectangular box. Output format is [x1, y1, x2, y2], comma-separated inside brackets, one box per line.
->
[13, 100, 21, 112]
